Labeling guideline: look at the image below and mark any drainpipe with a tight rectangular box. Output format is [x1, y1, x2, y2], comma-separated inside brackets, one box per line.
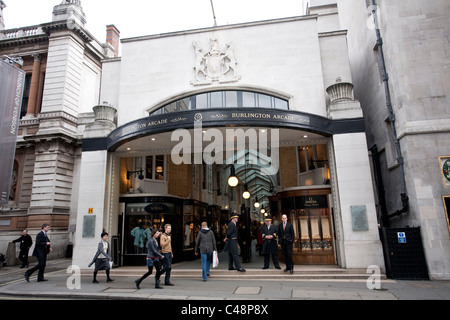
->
[370, 0, 409, 222]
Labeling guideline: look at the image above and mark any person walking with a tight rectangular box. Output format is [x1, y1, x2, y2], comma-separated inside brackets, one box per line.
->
[223, 214, 246, 272]
[88, 232, 114, 283]
[195, 222, 217, 282]
[135, 229, 166, 289]
[24, 224, 52, 282]
[10, 229, 33, 268]
[261, 216, 281, 269]
[279, 214, 295, 274]
[160, 224, 174, 286]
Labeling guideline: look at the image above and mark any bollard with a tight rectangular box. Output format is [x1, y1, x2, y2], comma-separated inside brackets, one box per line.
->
[6, 241, 16, 266]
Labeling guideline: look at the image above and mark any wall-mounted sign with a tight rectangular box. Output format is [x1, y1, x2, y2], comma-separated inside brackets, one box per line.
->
[439, 156, 450, 187]
[397, 232, 407, 244]
[297, 195, 328, 209]
[145, 203, 169, 214]
[84, 108, 366, 152]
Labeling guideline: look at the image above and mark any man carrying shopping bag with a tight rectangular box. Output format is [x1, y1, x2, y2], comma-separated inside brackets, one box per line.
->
[195, 222, 217, 282]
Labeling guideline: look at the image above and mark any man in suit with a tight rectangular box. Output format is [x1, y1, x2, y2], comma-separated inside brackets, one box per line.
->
[223, 214, 246, 272]
[261, 216, 281, 269]
[24, 223, 52, 282]
[279, 214, 295, 274]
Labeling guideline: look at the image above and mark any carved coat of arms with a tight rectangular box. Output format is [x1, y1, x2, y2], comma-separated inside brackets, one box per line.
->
[191, 38, 240, 85]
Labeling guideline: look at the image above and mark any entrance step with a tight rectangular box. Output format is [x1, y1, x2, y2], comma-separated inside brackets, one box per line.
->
[82, 266, 385, 280]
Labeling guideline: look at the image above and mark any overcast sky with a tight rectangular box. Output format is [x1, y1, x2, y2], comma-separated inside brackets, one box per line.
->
[3, 0, 307, 41]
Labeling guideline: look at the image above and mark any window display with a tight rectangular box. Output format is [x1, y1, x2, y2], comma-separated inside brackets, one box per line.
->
[271, 187, 335, 264]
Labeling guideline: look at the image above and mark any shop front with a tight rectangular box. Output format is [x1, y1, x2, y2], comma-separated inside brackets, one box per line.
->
[270, 187, 335, 265]
[119, 195, 182, 265]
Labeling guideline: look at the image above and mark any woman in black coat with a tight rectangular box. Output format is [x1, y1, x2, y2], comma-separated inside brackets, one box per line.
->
[135, 229, 166, 289]
[89, 232, 114, 283]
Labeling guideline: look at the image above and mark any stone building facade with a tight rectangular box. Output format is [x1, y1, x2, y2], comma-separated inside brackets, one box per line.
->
[3, 0, 448, 280]
[0, 1, 116, 258]
[337, 0, 450, 279]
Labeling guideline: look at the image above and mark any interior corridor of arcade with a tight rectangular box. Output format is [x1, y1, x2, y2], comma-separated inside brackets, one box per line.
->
[115, 127, 334, 266]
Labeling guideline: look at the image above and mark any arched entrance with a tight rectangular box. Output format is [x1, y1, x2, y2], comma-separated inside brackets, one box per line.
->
[80, 90, 366, 267]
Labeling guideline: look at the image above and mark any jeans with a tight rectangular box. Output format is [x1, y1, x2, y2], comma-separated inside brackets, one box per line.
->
[201, 252, 212, 281]
[162, 252, 172, 284]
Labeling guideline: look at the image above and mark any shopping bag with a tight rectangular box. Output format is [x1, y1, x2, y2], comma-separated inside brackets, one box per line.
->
[212, 250, 219, 268]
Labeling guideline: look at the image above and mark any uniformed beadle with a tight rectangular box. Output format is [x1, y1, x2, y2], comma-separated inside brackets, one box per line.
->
[223, 213, 246, 272]
[261, 215, 281, 269]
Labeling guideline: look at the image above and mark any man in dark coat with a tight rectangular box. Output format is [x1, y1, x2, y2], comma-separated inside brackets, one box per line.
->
[223, 214, 246, 272]
[11, 229, 33, 268]
[24, 224, 52, 282]
[261, 216, 281, 269]
[279, 214, 295, 274]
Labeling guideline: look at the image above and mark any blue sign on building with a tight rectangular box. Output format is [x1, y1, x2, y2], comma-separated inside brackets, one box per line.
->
[397, 232, 407, 243]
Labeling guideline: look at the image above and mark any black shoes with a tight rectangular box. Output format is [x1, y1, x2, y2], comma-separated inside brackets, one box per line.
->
[135, 279, 141, 289]
[229, 267, 246, 272]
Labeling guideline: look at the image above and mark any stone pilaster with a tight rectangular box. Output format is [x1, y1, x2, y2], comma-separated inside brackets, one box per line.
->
[72, 103, 117, 268]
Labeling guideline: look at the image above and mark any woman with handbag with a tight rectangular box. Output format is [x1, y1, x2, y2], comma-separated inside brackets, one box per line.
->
[88, 232, 114, 283]
[135, 229, 165, 289]
[195, 222, 217, 282]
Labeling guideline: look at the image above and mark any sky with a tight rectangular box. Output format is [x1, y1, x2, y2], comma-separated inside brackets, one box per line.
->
[3, 0, 307, 41]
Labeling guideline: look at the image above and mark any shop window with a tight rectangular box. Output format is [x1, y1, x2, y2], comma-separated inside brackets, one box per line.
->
[275, 189, 335, 265]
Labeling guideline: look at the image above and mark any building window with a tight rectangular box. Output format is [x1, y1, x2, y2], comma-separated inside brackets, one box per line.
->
[20, 74, 32, 119]
[297, 144, 330, 186]
[149, 90, 288, 116]
[144, 155, 166, 181]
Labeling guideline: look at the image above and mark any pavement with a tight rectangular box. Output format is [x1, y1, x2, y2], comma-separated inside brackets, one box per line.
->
[1, 251, 450, 302]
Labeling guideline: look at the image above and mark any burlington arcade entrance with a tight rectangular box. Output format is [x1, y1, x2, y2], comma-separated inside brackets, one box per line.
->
[106, 90, 340, 266]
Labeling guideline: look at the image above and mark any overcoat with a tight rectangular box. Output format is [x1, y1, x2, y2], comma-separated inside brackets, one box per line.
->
[88, 241, 112, 270]
[261, 224, 279, 255]
[223, 221, 239, 254]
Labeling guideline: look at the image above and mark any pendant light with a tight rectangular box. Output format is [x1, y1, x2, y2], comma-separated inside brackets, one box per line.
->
[242, 184, 250, 199]
[254, 196, 260, 208]
[228, 165, 238, 187]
